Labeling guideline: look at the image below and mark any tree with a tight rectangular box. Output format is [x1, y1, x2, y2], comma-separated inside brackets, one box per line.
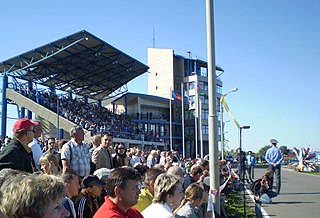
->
[279, 145, 290, 155]
[257, 145, 271, 159]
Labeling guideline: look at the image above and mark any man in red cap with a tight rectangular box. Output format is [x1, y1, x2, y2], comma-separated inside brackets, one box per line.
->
[0, 118, 37, 173]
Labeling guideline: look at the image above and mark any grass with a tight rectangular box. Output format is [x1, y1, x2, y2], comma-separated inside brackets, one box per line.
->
[224, 191, 257, 218]
[301, 171, 320, 176]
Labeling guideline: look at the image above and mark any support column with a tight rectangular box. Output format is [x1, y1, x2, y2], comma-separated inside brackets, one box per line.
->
[20, 107, 26, 118]
[27, 81, 32, 119]
[1, 74, 8, 138]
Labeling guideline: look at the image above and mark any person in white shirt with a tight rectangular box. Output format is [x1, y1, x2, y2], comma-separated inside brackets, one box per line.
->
[28, 120, 43, 170]
[142, 173, 184, 218]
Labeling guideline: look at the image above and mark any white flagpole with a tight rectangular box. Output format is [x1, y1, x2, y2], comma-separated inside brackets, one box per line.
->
[181, 83, 185, 158]
[195, 82, 198, 159]
[199, 98, 204, 159]
[170, 87, 173, 151]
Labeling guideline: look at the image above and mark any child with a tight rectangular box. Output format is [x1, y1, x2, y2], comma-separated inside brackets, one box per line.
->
[254, 169, 278, 204]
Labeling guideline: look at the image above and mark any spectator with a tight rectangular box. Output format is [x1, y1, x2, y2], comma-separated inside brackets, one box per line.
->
[182, 165, 203, 192]
[0, 118, 37, 173]
[174, 183, 204, 218]
[147, 150, 157, 168]
[44, 137, 58, 156]
[142, 173, 184, 218]
[134, 167, 165, 212]
[113, 143, 130, 168]
[61, 173, 80, 218]
[254, 169, 278, 204]
[74, 175, 106, 218]
[28, 120, 43, 171]
[0, 173, 69, 218]
[94, 167, 143, 218]
[90, 134, 101, 157]
[246, 151, 256, 181]
[61, 125, 91, 178]
[92, 133, 114, 170]
[130, 148, 144, 167]
[167, 166, 184, 179]
[40, 153, 60, 175]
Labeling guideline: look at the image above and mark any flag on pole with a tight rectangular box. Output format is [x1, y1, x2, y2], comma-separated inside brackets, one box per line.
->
[197, 85, 206, 96]
[172, 90, 182, 101]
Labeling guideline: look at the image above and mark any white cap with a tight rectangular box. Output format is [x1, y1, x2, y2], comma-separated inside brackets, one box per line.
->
[270, 139, 278, 144]
[93, 168, 111, 180]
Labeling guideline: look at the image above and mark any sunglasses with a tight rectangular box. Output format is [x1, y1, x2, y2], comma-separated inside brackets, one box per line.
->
[118, 147, 126, 150]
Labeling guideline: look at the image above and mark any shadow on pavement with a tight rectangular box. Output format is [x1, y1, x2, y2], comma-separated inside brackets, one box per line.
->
[278, 192, 320, 195]
[272, 201, 315, 204]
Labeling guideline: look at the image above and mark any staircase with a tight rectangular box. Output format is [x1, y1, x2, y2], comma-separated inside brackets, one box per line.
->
[6, 88, 74, 138]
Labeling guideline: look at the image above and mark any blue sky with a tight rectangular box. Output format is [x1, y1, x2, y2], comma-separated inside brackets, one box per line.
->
[1, 1, 319, 152]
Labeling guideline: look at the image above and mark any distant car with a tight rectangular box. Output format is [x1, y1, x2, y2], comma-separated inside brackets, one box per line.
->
[225, 155, 234, 163]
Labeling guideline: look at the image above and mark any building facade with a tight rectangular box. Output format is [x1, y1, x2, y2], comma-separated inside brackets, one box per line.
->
[148, 48, 223, 158]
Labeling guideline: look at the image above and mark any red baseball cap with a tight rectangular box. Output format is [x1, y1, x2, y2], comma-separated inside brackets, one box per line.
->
[12, 118, 39, 132]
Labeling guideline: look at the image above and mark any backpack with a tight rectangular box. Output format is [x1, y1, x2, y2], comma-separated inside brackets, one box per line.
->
[250, 178, 262, 195]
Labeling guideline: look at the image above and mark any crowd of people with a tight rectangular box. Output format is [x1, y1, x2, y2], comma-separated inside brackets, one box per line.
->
[0, 116, 284, 217]
[0, 118, 246, 218]
[11, 84, 163, 142]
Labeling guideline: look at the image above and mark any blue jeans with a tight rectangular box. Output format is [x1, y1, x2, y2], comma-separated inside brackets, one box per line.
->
[259, 190, 278, 204]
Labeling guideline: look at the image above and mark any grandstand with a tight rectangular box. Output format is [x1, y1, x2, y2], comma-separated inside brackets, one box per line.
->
[0, 30, 170, 149]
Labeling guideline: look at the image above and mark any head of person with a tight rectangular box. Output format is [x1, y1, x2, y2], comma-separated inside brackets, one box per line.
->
[101, 132, 113, 149]
[70, 125, 84, 144]
[248, 151, 253, 155]
[61, 173, 80, 198]
[92, 134, 101, 148]
[94, 168, 111, 183]
[115, 143, 127, 157]
[134, 164, 149, 183]
[47, 137, 57, 150]
[167, 166, 184, 179]
[270, 139, 278, 146]
[39, 153, 60, 175]
[81, 175, 106, 198]
[32, 120, 43, 138]
[58, 139, 68, 151]
[190, 165, 203, 181]
[105, 167, 141, 211]
[12, 118, 38, 145]
[174, 183, 204, 214]
[143, 167, 165, 195]
[264, 169, 273, 179]
[200, 160, 210, 171]
[0, 174, 69, 218]
[153, 173, 183, 211]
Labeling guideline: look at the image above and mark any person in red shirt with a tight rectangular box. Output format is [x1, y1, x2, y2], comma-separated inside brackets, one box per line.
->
[93, 167, 143, 218]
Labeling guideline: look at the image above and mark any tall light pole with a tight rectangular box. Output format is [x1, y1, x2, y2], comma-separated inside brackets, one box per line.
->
[220, 88, 238, 160]
[240, 125, 250, 218]
[206, 0, 220, 214]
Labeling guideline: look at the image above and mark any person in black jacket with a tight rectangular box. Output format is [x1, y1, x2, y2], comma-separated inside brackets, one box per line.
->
[0, 118, 37, 173]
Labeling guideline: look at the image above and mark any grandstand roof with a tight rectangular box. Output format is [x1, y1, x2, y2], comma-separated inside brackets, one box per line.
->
[0, 30, 149, 100]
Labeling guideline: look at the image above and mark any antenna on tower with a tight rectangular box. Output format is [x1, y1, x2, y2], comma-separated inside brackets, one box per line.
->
[187, 51, 192, 58]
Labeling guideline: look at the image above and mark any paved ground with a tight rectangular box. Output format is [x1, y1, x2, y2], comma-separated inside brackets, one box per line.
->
[248, 166, 320, 218]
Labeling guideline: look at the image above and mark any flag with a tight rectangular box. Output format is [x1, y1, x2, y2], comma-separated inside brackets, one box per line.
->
[172, 90, 182, 101]
[197, 85, 206, 96]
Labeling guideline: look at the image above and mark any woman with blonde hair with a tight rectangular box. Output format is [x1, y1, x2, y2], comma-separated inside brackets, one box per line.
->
[40, 153, 61, 175]
[142, 173, 184, 218]
[174, 183, 204, 218]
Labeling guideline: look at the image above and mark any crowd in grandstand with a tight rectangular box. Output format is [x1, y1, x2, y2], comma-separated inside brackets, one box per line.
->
[11, 83, 163, 142]
[0, 118, 239, 217]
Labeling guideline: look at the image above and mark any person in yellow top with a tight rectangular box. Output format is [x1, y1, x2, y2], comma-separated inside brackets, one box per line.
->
[134, 167, 164, 212]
